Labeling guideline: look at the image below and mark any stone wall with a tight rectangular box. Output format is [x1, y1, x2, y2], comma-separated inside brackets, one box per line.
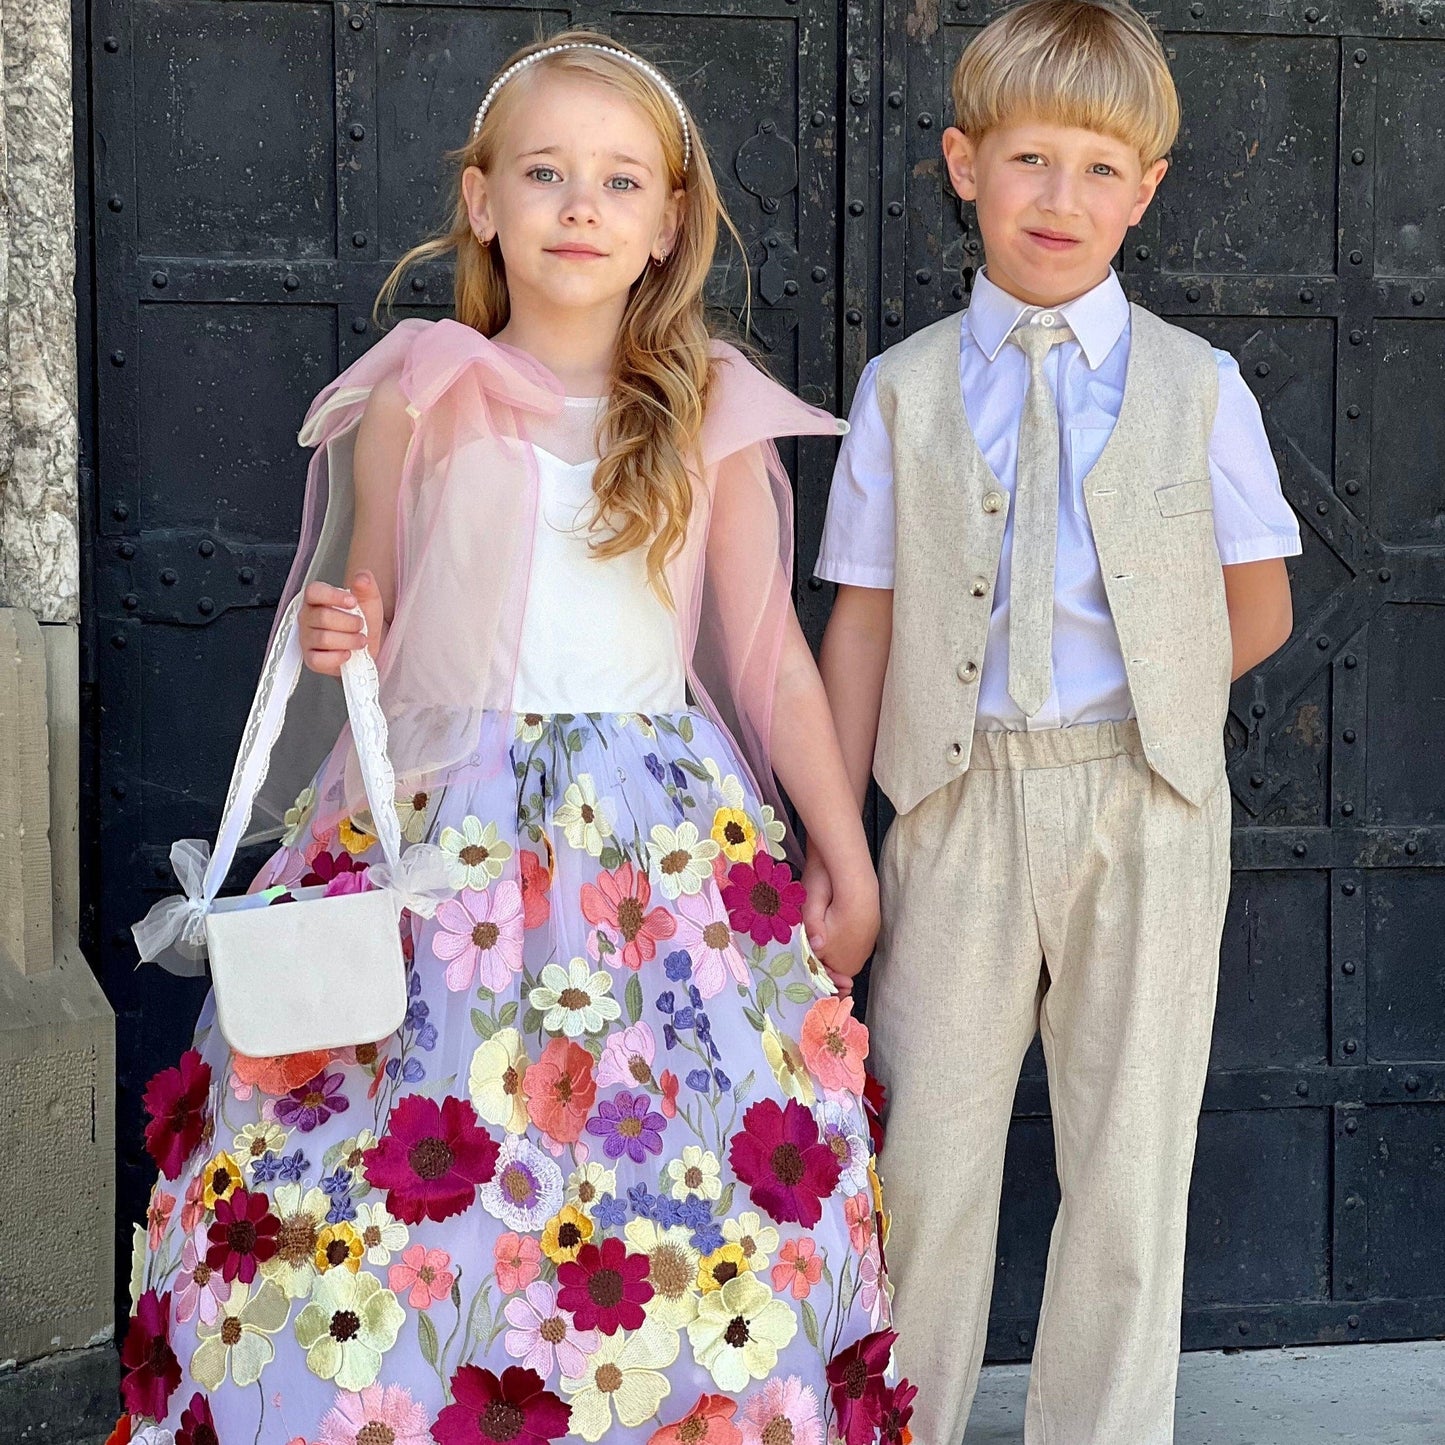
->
[0, 0, 80, 622]
[0, 0, 117, 1410]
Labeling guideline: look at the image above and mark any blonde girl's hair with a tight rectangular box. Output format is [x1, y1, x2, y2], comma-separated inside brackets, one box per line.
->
[378, 29, 742, 602]
[951, 0, 1180, 164]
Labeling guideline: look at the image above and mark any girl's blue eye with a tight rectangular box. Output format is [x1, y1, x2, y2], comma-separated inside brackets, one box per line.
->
[1018, 153, 1043, 165]
[607, 176, 639, 191]
[1091, 164, 1117, 176]
[529, 166, 559, 183]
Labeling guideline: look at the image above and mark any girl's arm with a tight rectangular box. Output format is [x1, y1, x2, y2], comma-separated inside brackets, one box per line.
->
[299, 376, 412, 674]
[701, 444, 879, 987]
[1223, 557, 1293, 678]
[768, 610, 880, 983]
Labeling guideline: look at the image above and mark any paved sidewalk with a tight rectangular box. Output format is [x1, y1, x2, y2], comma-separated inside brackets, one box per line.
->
[963, 1341, 1444, 1443]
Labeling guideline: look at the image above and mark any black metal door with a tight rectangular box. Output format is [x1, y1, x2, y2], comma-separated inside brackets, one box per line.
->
[82, 0, 1445, 1354]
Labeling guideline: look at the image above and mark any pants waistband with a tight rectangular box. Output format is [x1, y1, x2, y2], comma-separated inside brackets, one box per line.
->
[968, 719, 1145, 771]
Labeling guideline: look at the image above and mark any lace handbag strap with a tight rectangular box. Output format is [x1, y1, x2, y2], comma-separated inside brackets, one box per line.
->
[134, 596, 456, 971]
[204, 596, 399, 899]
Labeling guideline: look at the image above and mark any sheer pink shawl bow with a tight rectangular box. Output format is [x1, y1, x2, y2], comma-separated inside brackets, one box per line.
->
[252, 319, 562, 840]
[249, 320, 842, 863]
[683, 342, 846, 864]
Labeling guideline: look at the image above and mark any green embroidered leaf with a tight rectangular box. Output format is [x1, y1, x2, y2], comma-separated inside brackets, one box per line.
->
[756, 976, 777, 1013]
[716, 1180, 736, 1216]
[655, 715, 678, 737]
[742, 1006, 766, 1033]
[767, 953, 794, 979]
[565, 728, 584, 753]
[475, 985, 495, 1004]
[784, 982, 816, 1005]
[625, 973, 644, 1026]
[801, 1299, 820, 1349]
[471, 1009, 497, 1041]
[599, 845, 624, 871]
[523, 1007, 546, 1035]
[418, 1309, 439, 1368]
[675, 758, 713, 782]
[497, 1000, 518, 1029]
[450, 1278, 462, 1310]
[678, 715, 695, 743]
[731, 1069, 755, 1104]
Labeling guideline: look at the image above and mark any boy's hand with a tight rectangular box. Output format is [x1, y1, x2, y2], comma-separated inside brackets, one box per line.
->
[299, 573, 384, 675]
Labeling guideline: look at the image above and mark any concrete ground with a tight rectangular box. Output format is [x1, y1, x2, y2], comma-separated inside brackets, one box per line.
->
[4, 1339, 1442, 1443]
[964, 1341, 1445, 1444]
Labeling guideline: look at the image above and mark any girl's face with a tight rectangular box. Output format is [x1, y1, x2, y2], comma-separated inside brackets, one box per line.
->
[463, 69, 683, 319]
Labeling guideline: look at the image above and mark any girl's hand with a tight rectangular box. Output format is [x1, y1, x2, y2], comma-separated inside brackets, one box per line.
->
[299, 573, 384, 675]
[802, 846, 879, 996]
[801, 845, 832, 958]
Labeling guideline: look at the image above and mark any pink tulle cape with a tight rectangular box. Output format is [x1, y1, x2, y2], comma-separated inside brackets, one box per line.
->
[248, 317, 844, 862]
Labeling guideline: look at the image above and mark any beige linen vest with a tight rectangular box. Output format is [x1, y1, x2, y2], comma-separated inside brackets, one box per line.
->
[873, 304, 1232, 814]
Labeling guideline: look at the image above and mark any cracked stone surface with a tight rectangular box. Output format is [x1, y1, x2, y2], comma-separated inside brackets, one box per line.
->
[0, 0, 79, 622]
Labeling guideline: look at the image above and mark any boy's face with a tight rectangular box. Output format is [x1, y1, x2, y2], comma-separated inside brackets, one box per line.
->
[943, 117, 1168, 308]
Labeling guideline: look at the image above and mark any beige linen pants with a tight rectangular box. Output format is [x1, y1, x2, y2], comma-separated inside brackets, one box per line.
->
[868, 721, 1231, 1445]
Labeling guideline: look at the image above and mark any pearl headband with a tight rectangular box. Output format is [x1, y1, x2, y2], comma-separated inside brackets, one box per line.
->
[471, 42, 692, 173]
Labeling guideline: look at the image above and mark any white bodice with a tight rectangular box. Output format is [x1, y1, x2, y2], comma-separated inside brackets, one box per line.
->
[512, 444, 688, 714]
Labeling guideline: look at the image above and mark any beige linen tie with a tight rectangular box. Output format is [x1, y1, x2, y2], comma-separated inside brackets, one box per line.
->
[1007, 320, 1075, 718]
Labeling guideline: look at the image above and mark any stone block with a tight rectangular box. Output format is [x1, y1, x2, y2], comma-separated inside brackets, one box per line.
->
[0, 936, 116, 1367]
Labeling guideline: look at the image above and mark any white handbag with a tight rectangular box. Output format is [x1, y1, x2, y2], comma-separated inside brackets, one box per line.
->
[132, 595, 452, 1058]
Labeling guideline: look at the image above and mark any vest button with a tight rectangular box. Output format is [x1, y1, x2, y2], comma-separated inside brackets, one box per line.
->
[982, 490, 1005, 514]
[969, 577, 988, 597]
[948, 741, 964, 761]
[957, 661, 979, 683]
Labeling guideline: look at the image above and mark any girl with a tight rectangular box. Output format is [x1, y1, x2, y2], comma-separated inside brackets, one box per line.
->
[123, 31, 912, 1445]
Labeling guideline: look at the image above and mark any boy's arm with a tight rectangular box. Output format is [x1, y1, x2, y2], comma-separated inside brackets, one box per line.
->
[1223, 557, 1293, 678]
[1206, 350, 1300, 680]
[817, 584, 893, 810]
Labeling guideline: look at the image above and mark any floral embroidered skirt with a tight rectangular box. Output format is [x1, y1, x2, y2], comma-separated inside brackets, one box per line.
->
[122, 711, 912, 1445]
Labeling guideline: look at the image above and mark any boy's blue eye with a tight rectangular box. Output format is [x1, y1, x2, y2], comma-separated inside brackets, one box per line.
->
[1017, 153, 1044, 165]
[1091, 164, 1117, 176]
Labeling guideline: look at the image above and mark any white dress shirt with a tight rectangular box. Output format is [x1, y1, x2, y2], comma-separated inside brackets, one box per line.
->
[814, 268, 1303, 731]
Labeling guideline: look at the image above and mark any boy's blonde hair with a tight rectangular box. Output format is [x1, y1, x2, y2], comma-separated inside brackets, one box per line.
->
[951, 0, 1179, 164]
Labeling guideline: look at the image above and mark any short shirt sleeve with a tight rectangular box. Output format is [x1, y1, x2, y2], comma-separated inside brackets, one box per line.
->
[813, 357, 897, 588]
[1209, 349, 1304, 565]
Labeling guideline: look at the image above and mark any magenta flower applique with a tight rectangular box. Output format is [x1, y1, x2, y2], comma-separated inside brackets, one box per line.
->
[722, 851, 805, 947]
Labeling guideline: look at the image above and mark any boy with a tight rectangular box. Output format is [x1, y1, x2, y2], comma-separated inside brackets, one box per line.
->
[804, 3, 1301, 1441]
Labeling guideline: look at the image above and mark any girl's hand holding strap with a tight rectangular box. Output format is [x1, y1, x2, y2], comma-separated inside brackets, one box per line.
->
[299, 572, 385, 675]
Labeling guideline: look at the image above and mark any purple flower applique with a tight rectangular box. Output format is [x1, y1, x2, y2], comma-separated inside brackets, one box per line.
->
[275, 1071, 349, 1133]
[586, 1091, 666, 1163]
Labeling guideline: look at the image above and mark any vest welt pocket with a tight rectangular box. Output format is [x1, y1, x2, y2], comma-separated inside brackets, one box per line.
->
[1154, 478, 1214, 517]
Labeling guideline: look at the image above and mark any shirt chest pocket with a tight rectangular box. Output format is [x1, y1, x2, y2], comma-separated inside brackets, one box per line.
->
[1154, 478, 1214, 517]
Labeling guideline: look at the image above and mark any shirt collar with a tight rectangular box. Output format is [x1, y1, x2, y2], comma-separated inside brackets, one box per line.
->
[964, 267, 1130, 370]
